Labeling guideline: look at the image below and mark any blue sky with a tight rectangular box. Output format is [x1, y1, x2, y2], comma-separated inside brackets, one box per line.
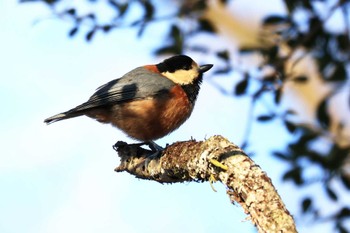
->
[0, 1, 345, 232]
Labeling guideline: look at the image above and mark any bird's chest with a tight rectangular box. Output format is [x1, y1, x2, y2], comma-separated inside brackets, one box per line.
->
[111, 85, 193, 141]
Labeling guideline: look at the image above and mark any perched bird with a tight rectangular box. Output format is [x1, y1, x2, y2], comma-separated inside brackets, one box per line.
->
[44, 55, 213, 150]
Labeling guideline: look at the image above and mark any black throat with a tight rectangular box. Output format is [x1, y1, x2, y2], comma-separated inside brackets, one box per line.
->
[181, 75, 203, 105]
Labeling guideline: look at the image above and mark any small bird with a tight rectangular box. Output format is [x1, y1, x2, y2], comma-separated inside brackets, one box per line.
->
[44, 55, 213, 150]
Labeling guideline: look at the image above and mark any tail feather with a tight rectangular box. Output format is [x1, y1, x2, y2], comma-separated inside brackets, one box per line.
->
[44, 111, 83, 124]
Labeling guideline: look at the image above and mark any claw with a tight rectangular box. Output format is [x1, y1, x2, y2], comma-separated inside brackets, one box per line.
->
[146, 141, 164, 152]
[113, 141, 164, 155]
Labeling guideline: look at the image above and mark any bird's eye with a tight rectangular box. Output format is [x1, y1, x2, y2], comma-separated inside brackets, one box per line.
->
[183, 64, 191, 70]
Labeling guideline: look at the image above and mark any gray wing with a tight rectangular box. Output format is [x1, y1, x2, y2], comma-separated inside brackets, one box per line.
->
[72, 67, 176, 112]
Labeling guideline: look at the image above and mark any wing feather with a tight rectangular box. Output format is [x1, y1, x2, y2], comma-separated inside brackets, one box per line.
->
[70, 67, 175, 113]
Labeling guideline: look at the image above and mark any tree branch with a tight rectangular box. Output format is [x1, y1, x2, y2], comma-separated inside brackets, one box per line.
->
[114, 135, 297, 233]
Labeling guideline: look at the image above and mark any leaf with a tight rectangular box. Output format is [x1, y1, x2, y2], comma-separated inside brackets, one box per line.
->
[241, 141, 248, 150]
[216, 50, 230, 61]
[282, 167, 303, 185]
[316, 98, 331, 129]
[301, 197, 312, 213]
[265, 46, 279, 63]
[301, 0, 313, 11]
[142, 0, 154, 20]
[234, 74, 249, 96]
[118, 3, 129, 17]
[274, 88, 282, 104]
[171, 25, 181, 41]
[169, 25, 183, 53]
[198, 18, 215, 33]
[85, 29, 96, 42]
[337, 34, 350, 51]
[137, 23, 147, 37]
[65, 8, 76, 16]
[188, 45, 208, 53]
[22, 0, 59, 4]
[337, 207, 350, 219]
[44, 0, 58, 4]
[108, 0, 119, 10]
[340, 174, 350, 190]
[253, 87, 265, 100]
[284, 120, 297, 133]
[256, 114, 275, 122]
[102, 25, 112, 33]
[283, 0, 297, 13]
[239, 47, 261, 54]
[272, 151, 291, 161]
[325, 185, 338, 201]
[154, 45, 179, 56]
[288, 142, 307, 157]
[336, 223, 348, 233]
[214, 68, 231, 75]
[285, 109, 297, 115]
[262, 75, 277, 83]
[327, 144, 350, 170]
[192, 0, 207, 11]
[262, 15, 290, 26]
[68, 26, 78, 37]
[108, 1, 129, 17]
[292, 76, 308, 83]
[86, 13, 96, 21]
[316, 51, 332, 73]
[327, 63, 347, 82]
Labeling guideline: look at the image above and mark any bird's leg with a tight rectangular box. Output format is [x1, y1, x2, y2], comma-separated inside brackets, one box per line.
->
[141, 141, 163, 160]
[113, 141, 164, 159]
[145, 141, 164, 152]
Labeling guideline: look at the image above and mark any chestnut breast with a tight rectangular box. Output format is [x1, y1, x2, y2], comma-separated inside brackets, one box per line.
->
[109, 85, 192, 141]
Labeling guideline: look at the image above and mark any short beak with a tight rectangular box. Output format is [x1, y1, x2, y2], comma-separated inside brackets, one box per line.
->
[199, 64, 213, 73]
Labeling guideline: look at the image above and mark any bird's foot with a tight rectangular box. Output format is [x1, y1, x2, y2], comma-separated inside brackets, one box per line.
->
[113, 140, 164, 160]
[145, 141, 164, 152]
[143, 141, 164, 160]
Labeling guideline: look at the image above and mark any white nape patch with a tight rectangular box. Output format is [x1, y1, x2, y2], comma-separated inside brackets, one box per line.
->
[162, 63, 200, 85]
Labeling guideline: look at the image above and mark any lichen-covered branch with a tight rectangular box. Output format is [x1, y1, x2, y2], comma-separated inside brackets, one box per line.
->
[114, 135, 297, 233]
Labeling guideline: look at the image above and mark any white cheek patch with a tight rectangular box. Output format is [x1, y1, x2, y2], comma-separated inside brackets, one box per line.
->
[162, 68, 199, 85]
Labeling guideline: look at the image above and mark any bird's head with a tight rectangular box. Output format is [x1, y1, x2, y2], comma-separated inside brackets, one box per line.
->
[156, 55, 213, 85]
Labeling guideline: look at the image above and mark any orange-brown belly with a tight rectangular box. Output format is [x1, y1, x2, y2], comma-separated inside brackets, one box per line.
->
[93, 86, 193, 141]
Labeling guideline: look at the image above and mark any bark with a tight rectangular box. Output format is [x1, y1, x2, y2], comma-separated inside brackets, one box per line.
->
[114, 135, 297, 233]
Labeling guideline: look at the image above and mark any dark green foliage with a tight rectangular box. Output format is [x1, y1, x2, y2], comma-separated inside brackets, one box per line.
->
[316, 97, 331, 129]
[197, 18, 216, 33]
[340, 173, 350, 190]
[256, 114, 275, 122]
[262, 15, 290, 26]
[216, 50, 230, 61]
[283, 166, 303, 185]
[272, 151, 291, 161]
[292, 76, 308, 83]
[301, 197, 312, 213]
[155, 25, 183, 55]
[68, 26, 78, 37]
[274, 88, 282, 104]
[85, 28, 96, 41]
[234, 73, 249, 96]
[284, 120, 296, 133]
[325, 185, 338, 201]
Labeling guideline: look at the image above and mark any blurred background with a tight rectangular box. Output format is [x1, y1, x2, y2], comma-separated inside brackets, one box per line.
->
[1, 0, 350, 232]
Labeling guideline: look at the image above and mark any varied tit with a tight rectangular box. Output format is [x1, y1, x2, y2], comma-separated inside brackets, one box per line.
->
[44, 55, 213, 150]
